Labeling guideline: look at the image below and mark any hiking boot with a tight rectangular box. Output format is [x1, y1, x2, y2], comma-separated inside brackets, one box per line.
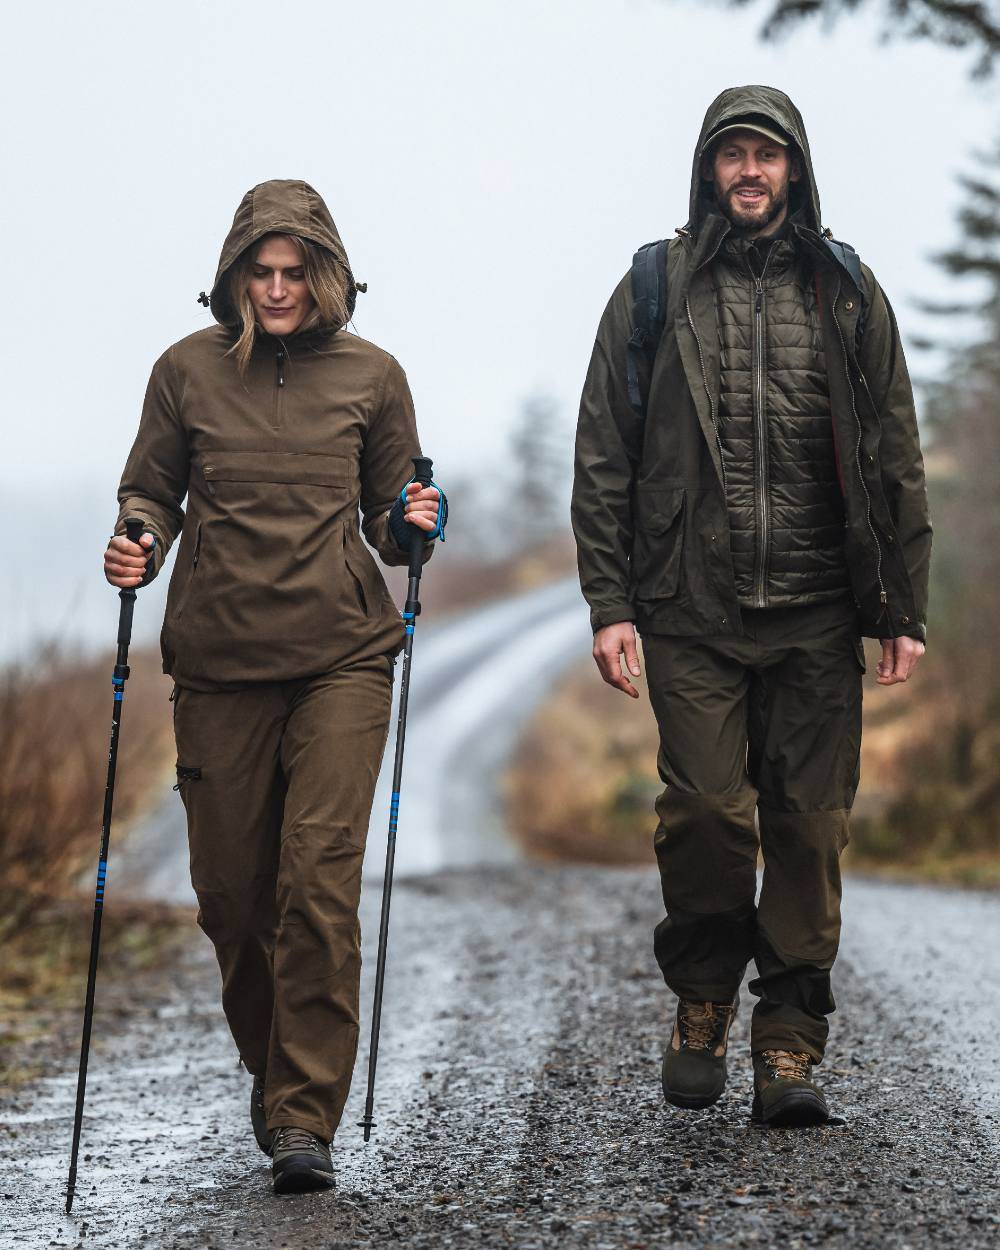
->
[752, 1049, 829, 1127]
[250, 1075, 273, 1156]
[271, 1126, 336, 1194]
[661, 996, 738, 1109]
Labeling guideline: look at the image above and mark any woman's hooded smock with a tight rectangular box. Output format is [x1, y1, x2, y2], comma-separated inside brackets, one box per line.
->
[116, 179, 427, 691]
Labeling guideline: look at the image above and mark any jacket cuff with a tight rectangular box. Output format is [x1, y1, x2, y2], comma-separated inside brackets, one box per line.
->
[881, 624, 927, 646]
[590, 605, 636, 633]
[114, 516, 166, 582]
[382, 510, 434, 566]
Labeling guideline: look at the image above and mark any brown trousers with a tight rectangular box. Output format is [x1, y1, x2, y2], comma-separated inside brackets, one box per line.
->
[642, 599, 864, 1062]
[172, 655, 393, 1141]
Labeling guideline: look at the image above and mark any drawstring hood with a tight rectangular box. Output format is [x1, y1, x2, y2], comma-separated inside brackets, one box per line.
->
[687, 85, 824, 237]
[205, 179, 360, 329]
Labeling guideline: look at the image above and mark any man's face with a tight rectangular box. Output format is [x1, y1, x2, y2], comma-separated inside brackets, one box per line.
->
[707, 129, 800, 238]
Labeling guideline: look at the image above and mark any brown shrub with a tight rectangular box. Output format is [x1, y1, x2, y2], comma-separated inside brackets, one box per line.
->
[0, 644, 174, 943]
[506, 649, 1000, 885]
[505, 662, 660, 865]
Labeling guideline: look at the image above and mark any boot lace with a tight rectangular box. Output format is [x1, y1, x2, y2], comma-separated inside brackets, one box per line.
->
[678, 1000, 732, 1051]
[272, 1126, 322, 1153]
[761, 1049, 812, 1080]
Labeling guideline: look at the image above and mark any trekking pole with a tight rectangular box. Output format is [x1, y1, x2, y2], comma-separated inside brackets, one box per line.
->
[66, 518, 147, 1214]
[359, 455, 435, 1142]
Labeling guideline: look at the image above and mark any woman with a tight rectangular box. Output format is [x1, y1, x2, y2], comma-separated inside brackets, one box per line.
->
[104, 179, 445, 1194]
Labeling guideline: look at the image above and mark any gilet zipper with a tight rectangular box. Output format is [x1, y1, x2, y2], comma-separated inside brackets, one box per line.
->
[748, 247, 775, 609]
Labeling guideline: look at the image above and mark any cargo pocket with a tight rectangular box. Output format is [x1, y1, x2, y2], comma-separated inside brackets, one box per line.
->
[634, 489, 686, 602]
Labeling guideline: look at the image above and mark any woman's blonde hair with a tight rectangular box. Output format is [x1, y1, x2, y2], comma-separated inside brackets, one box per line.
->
[226, 233, 350, 373]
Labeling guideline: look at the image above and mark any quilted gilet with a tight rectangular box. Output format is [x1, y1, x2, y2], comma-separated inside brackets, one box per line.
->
[713, 234, 849, 608]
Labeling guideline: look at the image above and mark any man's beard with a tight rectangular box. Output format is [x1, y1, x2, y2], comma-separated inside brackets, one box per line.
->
[718, 181, 789, 237]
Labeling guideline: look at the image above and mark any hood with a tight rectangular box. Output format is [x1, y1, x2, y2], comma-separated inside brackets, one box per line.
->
[207, 179, 358, 328]
[686, 85, 823, 236]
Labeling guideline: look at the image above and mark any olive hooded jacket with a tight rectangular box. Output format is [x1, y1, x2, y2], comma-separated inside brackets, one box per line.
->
[572, 86, 931, 643]
[116, 179, 430, 691]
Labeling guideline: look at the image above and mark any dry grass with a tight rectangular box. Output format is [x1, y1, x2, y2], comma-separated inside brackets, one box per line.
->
[505, 662, 660, 865]
[0, 898, 193, 1090]
[0, 643, 175, 945]
[506, 649, 1000, 887]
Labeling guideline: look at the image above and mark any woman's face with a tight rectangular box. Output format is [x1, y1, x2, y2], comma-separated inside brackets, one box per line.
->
[247, 235, 315, 335]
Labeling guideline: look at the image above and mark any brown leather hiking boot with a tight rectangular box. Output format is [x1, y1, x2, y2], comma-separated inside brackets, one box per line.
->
[271, 1126, 336, 1194]
[752, 1049, 829, 1127]
[661, 997, 738, 1109]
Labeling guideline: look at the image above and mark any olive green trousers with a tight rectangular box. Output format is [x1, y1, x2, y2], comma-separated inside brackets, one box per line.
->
[642, 599, 864, 1062]
[172, 655, 393, 1141]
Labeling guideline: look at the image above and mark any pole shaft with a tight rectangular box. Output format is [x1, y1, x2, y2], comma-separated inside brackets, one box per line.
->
[361, 569, 421, 1139]
[66, 583, 137, 1213]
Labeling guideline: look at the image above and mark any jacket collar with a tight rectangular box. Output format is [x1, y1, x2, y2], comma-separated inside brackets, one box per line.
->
[686, 212, 732, 272]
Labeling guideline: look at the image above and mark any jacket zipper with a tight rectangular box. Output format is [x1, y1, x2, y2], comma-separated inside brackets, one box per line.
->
[273, 344, 286, 426]
[748, 249, 774, 609]
[680, 227, 734, 510]
[685, 297, 728, 498]
[830, 276, 888, 620]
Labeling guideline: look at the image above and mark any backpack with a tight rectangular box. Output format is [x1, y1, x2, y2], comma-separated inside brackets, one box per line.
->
[624, 235, 867, 418]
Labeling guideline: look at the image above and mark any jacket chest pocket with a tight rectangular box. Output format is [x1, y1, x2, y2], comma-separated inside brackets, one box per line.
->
[633, 489, 686, 602]
[202, 450, 348, 491]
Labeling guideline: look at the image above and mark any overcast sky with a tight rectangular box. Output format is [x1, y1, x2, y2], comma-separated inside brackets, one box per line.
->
[1, 0, 993, 657]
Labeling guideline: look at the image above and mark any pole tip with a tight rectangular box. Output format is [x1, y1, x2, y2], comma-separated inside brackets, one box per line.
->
[358, 1116, 375, 1142]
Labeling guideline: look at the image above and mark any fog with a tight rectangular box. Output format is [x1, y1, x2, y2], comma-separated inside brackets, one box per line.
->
[2, 0, 990, 658]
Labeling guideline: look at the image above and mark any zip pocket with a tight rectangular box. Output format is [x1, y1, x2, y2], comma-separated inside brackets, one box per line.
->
[343, 526, 371, 616]
[173, 764, 202, 791]
[174, 522, 202, 619]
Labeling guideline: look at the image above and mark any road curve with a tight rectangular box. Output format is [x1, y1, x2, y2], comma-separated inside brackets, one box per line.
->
[2, 579, 998, 1249]
[114, 577, 591, 900]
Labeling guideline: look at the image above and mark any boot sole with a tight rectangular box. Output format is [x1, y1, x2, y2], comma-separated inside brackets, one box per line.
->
[753, 1088, 829, 1128]
[661, 1071, 727, 1110]
[272, 1161, 336, 1195]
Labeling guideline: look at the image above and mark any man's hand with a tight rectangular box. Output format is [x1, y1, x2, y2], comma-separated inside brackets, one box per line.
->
[593, 622, 641, 698]
[876, 636, 925, 686]
[402, 481, 441, 532]
[104, 533, 156, 588]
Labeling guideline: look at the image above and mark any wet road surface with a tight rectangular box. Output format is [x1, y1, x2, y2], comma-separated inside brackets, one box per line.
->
[3, 583, 999, 1247]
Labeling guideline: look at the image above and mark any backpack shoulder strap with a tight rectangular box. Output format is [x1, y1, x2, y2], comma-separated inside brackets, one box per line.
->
[823, 236, 869, 342]
[823, 237, 862, 290]
[626, 238, 670, 415]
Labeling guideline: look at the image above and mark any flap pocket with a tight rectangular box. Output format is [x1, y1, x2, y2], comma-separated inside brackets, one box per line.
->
[633, 488, 686, 602]
[637, 490, 685, 535]
[203, 451, 347, 487]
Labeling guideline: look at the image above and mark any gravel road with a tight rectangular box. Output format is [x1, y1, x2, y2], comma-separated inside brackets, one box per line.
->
[3, 582, 998, 1248]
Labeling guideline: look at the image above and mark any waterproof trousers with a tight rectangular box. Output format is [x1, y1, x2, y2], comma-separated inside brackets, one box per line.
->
[642, 599, 864, 1062]
[172, 655, 394, 1141]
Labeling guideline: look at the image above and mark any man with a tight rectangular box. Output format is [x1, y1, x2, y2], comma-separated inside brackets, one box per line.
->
[572, 86, 930, 1126]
